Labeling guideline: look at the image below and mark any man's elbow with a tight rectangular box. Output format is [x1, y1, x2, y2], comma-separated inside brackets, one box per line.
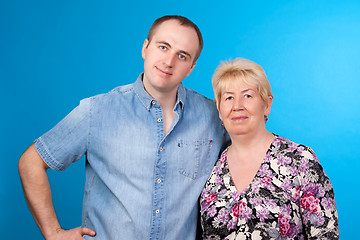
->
[18, 143, 48, 178]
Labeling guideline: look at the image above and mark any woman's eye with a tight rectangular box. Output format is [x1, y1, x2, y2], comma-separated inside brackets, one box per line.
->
[225, 96, 233, 101]
[245, 94, 252, 98]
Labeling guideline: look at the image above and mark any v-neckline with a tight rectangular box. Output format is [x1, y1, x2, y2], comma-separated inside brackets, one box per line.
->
[223, 136, 278, 195]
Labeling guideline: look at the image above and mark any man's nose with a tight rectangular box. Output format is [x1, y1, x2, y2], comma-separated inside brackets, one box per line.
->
[163, 52, 176, 67]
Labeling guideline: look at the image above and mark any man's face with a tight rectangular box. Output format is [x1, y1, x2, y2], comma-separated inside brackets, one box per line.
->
[142, 19, 199, 97]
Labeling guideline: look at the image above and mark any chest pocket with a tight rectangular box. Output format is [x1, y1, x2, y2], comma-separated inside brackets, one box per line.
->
[178, 139, 213, 179]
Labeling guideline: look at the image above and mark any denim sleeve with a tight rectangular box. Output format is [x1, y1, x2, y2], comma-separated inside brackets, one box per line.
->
[35, 98, 91, 171]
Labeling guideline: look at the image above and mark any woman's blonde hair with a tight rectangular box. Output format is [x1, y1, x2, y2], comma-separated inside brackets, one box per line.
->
[212, 58, 273, 109]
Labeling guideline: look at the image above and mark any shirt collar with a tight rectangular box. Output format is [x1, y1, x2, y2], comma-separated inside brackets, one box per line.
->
[134, 73, 186, 111]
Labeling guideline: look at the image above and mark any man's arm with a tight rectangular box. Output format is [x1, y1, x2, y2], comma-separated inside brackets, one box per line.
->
[18, 143, 95, 240]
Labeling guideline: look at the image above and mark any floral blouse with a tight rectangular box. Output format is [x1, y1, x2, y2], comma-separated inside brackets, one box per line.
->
[200, 136, 339, 240]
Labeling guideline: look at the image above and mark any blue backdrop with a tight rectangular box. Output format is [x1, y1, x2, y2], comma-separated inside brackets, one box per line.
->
[1, 0, 359, 239]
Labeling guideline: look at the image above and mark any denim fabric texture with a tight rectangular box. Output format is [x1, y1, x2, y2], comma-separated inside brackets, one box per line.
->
[35, 73, 228, 239]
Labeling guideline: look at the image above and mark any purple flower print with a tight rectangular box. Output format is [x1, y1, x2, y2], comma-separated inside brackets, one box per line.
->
[201, 200, 210, 214]
[280, 204, 292, 216]
[207, 205, 217, 217]
[321, 197, 334, 210]
[243, 207, 252, 221]
[249, 198, 262, 206]
[300, 158, 309, 171]
[277, 155, 292, 166]
[213, 165, 222, 175]
[218, 208, 230, 222]
[297, 146, 305, 155]
[214, 176, 224, 186]
[281, 178, 292, 192]
[258, 164, 272, 177]
[287, 143, 297, 152]
[231, 191, 240, 202]
[287, 165, 299, 176]
[227, 218, 237, 230]
[264, 197, 277, 209]
[313, 212, 325, 226]
[256, 207, 270, 222]
[264, 152, 272, 162]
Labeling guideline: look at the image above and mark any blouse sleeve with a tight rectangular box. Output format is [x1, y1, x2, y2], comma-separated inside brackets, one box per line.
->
[298, 146, 340, 239]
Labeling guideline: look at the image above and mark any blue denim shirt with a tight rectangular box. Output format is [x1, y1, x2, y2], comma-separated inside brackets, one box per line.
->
[35, 74, 228, 239]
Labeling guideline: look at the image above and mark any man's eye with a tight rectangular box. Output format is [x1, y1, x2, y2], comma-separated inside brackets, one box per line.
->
[160, 46, 167, 50]
[178, 54, 186, 60]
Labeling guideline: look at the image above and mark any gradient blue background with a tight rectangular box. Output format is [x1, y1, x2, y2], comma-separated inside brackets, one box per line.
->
[1, 0, 359, 239]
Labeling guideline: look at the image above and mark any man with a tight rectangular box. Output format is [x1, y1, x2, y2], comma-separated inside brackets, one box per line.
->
[19, 15, 228, 239]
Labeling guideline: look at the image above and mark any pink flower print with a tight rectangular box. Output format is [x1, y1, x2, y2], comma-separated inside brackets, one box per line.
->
[221, 152, 227, 164]
[292, 186, 300, 200]
[278, 214, 290, 225]
[261, 176, 275, 191]
[300, 192, 320, 213]
[261, 176, 272, 184]
[279, 222, 291, 237]
[205, 193, 218, 203]
[231, 204, 240, 218]
[232, 201, 246, 218]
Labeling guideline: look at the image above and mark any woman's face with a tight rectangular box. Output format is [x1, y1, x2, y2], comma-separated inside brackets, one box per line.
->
[218, 81, 272, 137]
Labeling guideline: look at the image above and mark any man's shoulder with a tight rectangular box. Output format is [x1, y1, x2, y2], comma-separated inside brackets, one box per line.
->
[183, 87, 214, 104]
[89, 82, 135, 102]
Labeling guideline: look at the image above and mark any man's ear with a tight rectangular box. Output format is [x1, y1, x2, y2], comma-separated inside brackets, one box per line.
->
[142, 39, 149, 60]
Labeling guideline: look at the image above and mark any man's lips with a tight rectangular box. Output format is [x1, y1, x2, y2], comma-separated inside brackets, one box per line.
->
[156, 66, 172, 76]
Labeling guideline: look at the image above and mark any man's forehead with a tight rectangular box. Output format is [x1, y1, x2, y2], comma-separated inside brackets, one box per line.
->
[151, 20, 199, 51]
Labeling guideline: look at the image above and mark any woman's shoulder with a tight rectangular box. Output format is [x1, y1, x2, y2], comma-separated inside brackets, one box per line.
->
[271, 135, 318, 162]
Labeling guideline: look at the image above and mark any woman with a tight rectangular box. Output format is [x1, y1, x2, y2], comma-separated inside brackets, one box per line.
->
[200, 58, 339, 239]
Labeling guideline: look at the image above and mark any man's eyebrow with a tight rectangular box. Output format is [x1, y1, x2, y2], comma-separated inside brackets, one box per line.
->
[156, 41, 192, 60]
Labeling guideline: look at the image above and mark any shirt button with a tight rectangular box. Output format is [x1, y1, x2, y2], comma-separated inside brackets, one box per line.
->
[157, 179, 161, 183]
[157, 118, 162, 123]
[159, 147, 163, 151]
[151, 100, 156, 105]
[155, 209, 160, 214]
